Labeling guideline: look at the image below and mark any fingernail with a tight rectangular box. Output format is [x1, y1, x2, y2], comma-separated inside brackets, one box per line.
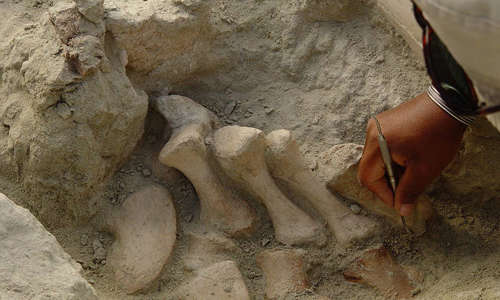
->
[400, 204, 413, 216]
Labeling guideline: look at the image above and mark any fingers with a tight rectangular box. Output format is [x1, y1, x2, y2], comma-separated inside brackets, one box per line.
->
[394, 164, 433, 216]
[358, 137, 395, 208]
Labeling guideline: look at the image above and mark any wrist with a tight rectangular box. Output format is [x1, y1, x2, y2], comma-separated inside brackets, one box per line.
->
[427, 85, 476, 127]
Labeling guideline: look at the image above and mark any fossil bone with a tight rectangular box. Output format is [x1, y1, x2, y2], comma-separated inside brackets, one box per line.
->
[213, 125, 323, 245]
[173, 260, 250, 300]
[265, 129, 380, 246]
[344, 245, 419, 299]
[105, 185, 176, 294]
[182, 230, 239, 271]
[256, 249, 309, 299]
[154, 95, 255, 236]
[318, 143, 433, 235]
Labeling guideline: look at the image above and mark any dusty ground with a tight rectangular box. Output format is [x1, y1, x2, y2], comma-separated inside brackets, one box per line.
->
[47, 6, 500, 300]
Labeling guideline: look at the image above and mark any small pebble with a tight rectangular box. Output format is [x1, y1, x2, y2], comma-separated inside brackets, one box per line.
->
[93, 247, 106, 263]
[184, 214, 193, 223]
[92, 239, 103, 251]
[375, 55, 385, 64]
[142, 168, 151, 177]
[265, 107, 274, 115]
[80, 234, 88, 246]
[224, 101, 237, 115]
[88, 279, 96, 285]
[350, 204, 361, 215]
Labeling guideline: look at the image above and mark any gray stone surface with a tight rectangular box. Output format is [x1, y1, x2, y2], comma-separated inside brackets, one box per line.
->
[0, 0, 148, 227]
[0, 193, 97, 300]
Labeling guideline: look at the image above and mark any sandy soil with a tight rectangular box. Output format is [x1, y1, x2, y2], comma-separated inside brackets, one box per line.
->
[50, 7, 500, 300]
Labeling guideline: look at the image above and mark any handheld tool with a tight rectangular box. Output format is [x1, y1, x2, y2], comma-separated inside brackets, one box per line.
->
[372, 117, 411, 233]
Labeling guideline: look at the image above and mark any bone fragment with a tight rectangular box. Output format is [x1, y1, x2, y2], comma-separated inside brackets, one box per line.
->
[213, 125, 323, 245]
[173, 261, 250, 300]
[154, 95, 254, 236]
[105, 186, 176, 294]
[344, 245, 419, 299]
[265, 129, 380, 246]
[317, 143, 433, 235]
[182, 230, 239, 271]
[256, 249, 309, 299]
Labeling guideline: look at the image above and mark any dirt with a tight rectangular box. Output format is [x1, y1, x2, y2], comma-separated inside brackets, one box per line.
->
[20, 2, 500, 300]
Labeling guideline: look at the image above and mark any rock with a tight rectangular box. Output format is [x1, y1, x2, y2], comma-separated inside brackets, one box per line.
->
[0, 0, 148, 227]
[256, 249, 309, 299]
[92, 246, 106, 264]
[265, 107, 275, 115]
[182, 231, 238, 271]
[317, 143, 433, 235]
[0, 193, 97, 299]
[142, 168, 152, 177]
[173, 261, 250, 300]
[105, 185, 177, 294]
[344, 245, 418, 300]
[434, 119, 500, 204]
[350, 204, 361, 215]
[80, 233, 89, 246]
[224, 100, 237, 115]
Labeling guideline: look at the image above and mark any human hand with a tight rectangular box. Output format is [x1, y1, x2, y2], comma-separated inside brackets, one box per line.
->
[358, 92, 465, 216]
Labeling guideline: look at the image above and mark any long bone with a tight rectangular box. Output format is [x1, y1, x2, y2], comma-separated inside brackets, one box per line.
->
[212, 125, 323, 245]
[154, 95, 254, 236]
[265, 129, 379, 246]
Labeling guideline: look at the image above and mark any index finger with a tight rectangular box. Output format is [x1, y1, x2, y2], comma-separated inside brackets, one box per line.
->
[358, 142, 395, 208]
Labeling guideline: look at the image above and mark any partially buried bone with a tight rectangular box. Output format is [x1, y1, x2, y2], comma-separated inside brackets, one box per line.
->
[343, 245, 420, 300]
[213, 125, 323, 245]
[105, 186, 176, 294]
[172, 261, 250, 300]
[154, 95, 254, 236]
[182, 230, 238, 271]
[265, 129, 380, 246]
[257, 249, 317, 300]
[318, 143, 433, 235]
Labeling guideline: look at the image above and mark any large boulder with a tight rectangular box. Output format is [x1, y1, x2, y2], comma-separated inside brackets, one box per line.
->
[0, 0, 148, 226]
[0, 193, 97, 299]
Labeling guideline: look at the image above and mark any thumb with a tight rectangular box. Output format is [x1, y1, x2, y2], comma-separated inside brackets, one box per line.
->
[394, 163, 431, 216]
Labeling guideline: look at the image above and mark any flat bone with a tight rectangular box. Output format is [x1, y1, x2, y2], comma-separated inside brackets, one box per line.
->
[182, 230, 238, 271]
[154, 95, 254, 236]
[265, 129, 380, 246]
[172, 260, 250, 300]
[256, 249, 309, 299]
[213, 125, 323, 245]
[319, 143, 433, 235]
[105, 185, 176, 294]
[344, 245, 418, 299]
